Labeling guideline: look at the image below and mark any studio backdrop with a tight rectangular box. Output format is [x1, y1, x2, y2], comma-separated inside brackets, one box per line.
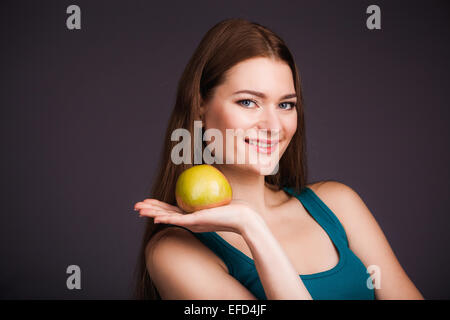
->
[1, 0, 449, 299]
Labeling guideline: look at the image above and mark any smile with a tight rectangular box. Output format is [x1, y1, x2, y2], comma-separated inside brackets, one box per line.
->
[244, 138, 279, 154]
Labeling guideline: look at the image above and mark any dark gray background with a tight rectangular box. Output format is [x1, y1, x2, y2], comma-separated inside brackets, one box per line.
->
[1, 0, 449, 299]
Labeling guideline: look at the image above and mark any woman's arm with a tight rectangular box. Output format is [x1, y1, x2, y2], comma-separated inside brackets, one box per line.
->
[147, 226, 259, 299]
[241, 211, 312, 300]
[313, 181, 425, 300]
[137, 199, 312, 300]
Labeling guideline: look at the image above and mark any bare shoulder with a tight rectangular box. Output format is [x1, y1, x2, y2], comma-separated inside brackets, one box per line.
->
[305, 180, 363, 224]
[304, 180, 372, 252]
[304, 180, 381, 248]
[144, 226, 257, 299]
[306, 182, 424, 299]
[305, 180, 328, 193]
[307, 180, 355, 198]
[145, 226, 228, 273]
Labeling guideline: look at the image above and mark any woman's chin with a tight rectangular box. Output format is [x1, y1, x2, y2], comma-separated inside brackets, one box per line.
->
[257, 162, 279, 176]
[233, 161, 279, 176]
[211, 149, 281, 176]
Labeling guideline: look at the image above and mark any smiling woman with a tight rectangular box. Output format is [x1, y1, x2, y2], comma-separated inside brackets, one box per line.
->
[133, 18, 309, 300]
[132, 18, 423, 300]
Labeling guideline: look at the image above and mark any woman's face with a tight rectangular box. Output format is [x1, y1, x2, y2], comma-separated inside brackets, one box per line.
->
[202, 57, 298, 176]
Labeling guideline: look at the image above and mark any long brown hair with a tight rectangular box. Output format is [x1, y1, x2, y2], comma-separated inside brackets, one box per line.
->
[133, 18, 309, 299]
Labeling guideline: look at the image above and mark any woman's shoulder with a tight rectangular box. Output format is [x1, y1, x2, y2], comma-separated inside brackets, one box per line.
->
[146, 226, 203, 258]
[147, 226, 193, 251]
[305, 180, 353, 200]
[304, 180, 368, 235]
[305, 181, 328, 193]
[145, 226, 229, 273]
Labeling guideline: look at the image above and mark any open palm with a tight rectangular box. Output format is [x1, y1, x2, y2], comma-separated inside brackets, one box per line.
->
[134, 198, 257, 234]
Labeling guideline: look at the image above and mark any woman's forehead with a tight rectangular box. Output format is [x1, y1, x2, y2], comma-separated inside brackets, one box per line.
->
[218, 61, 296, 99]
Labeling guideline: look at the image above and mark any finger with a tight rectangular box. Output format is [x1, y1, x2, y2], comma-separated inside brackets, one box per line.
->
[135, 202, 166, 212]
[140, 199, 183, 213]
[154, 213, 199, 225]
[139, 209, 181, 218]
[134, 201, 181, 213]
[143, 199, 183, 212]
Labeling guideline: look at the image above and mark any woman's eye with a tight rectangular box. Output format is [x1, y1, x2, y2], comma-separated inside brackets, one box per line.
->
[237, 99, 256, 108]
[279, 102, 296, 110]
[237, 99, 296, 110]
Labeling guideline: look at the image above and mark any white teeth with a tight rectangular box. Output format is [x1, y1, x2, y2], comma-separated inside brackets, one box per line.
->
[246, 140, 276, 148]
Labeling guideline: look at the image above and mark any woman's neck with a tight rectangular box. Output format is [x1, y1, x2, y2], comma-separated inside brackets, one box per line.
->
[213, 164, 286, 216]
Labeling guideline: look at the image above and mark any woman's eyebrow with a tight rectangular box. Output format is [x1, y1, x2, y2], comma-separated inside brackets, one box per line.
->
[232, 90, 297, 100]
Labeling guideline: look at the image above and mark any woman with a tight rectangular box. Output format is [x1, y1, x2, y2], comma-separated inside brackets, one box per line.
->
[133, 18, 424, 300]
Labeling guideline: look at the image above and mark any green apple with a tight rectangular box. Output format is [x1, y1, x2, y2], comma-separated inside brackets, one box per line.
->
[175, 164, 232, 213]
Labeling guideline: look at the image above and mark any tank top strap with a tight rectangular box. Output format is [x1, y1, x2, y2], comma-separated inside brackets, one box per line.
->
[283, 186, 350, 248]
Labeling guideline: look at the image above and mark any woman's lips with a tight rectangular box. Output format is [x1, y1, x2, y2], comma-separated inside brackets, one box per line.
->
[244, 138, 279, 154]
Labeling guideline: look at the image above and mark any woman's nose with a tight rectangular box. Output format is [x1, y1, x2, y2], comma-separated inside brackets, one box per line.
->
[256, 104, 282, 133]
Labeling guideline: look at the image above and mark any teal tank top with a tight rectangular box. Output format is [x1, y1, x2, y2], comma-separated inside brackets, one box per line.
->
[173, 186, 375, 300]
